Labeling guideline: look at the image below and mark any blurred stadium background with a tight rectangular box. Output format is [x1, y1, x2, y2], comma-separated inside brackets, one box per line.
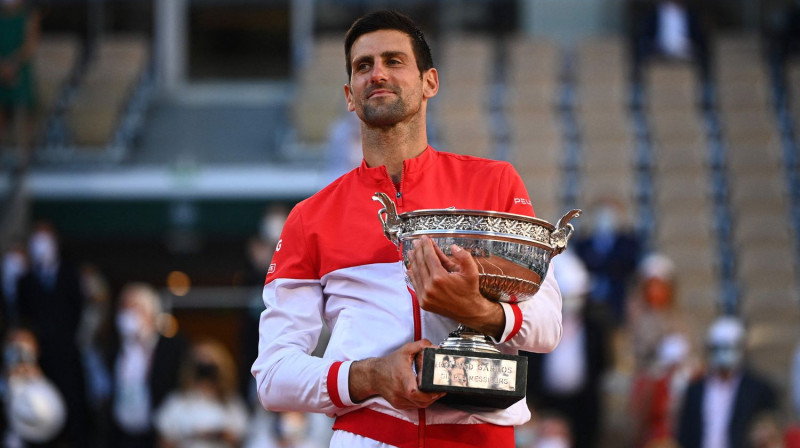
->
[0, 0, 799, 445]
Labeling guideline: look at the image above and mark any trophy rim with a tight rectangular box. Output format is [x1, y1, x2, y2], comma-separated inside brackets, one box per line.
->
[398, 208, 557, 231]
[400, 230, 555, 251]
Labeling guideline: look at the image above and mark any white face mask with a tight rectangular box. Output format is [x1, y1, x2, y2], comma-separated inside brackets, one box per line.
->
[116, 310, 142, 340]
[594, 207, 618, 235]
[260, 212, 286, 243]
[2, 252, 26, 292]
[277, 412, 308, 443]
[29, 233, 58, 268]
[709, 345, 743, 372]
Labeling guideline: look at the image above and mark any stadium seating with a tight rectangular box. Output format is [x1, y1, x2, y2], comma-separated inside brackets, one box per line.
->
[65, 34, 149, 147]
[291, 35, 347, 147]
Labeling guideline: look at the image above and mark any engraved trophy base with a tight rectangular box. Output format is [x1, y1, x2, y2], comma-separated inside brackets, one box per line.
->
[416, 344, 527, 409]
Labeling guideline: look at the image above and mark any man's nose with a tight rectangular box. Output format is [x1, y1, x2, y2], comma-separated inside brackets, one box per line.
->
[370, 62, 388, 82]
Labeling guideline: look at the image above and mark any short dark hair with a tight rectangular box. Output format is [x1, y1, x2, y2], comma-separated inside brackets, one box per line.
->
[344, 10, 433, 81]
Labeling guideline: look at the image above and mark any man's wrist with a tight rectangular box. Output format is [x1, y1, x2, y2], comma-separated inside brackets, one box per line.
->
[481, 300, 506, 341]
[456, 298, 505, 341]
[348, 357, 377, 403]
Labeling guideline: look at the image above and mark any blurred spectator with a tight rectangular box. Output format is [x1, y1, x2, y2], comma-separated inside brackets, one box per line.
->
[16, 223, 88, 447]
[629, 0, 711, 84]
[629, 332, 695, 447]
[244, 407, 333, 448]
[677, 316, 778, 448]
[528, 250, 608, 448]
[747, 413, 786, 448]
[515, 410, 573, 448]
[77, 264, 113, 446]
[628, 253, 683, 370]
[788, 342, 800, 448]
[239, 235, 275, 401]
[573, 198, 642, 326]
[1, 327, 66, 447]
[1, 243, 27, 327]
[766, 0, 800, 83]
[258, 205, 289, 246]
[794, 342, 800, 421]
[154, 338, 249, 448]
[239, 205, 288, 401]
[0, 0, 39, 166]
[107, 282, 189, 448]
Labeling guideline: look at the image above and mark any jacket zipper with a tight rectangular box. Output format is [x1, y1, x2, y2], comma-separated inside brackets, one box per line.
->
[392, 163, 424, 446]
[387, 164, 404, 208]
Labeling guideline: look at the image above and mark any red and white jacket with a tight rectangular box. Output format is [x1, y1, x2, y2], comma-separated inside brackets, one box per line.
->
[252, 147, 562, 446]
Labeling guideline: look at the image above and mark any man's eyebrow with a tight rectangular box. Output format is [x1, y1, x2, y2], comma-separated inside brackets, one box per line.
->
[352, 50, 408, 66]
[352, 54, 374, 65]
[381, 51, 408, 59]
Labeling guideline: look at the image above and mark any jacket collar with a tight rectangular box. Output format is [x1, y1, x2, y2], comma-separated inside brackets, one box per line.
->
[357, 145, 437, 184]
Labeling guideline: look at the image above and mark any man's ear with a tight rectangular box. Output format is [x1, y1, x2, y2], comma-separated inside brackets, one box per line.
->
[422, 68, 439, 99]
[344, 83, 356, 112]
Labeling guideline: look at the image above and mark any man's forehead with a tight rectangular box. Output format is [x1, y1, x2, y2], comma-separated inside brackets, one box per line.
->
[350, 29, 414, 60]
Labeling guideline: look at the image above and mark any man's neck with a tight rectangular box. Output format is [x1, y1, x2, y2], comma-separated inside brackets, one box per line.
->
[361, 116, 428, 184]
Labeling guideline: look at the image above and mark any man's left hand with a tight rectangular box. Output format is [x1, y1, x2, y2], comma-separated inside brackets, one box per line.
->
[406, 236, 504, 339]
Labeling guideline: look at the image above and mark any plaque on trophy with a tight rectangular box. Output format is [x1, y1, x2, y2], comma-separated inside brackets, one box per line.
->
[373, 192, 580, 409]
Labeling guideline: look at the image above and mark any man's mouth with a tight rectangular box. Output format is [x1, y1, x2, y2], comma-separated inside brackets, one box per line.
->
[367, 88, 396, 99]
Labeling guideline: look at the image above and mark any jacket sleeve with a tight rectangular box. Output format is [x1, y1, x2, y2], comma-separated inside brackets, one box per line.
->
[489, 261, 562, 353]
[251, 206, 354, 414]
[490, 163, 563, 353]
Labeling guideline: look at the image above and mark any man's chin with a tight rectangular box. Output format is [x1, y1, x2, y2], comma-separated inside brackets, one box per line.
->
[362, 108, 405, 127]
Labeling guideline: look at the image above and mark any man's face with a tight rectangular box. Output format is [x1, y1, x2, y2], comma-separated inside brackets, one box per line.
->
[345, 29, 436, 127]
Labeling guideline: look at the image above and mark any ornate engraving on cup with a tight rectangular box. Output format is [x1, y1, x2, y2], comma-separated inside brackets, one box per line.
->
[373, 192, 581, 304]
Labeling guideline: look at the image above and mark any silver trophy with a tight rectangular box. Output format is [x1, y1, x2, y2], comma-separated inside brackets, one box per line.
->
[373, 192, 580, 408]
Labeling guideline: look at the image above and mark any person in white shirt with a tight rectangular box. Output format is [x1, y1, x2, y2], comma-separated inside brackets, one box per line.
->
[155, 338, 249, 448]
[108, 283, 188, 448]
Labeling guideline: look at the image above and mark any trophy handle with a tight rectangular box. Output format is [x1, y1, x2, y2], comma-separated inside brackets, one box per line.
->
[372, 192, 402, 247]
[551, 209, 582, 255]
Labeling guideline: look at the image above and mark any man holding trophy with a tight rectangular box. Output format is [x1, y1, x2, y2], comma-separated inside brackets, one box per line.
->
[253, 10, 575, 447]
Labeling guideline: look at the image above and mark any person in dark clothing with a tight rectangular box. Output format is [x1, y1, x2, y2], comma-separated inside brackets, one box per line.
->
[105, 282, 189, 448]
[574, 199, 642, 326]
[677, 316, 778, 448]
[16, 223, 88, 447]
[629, 0, 712, 84]
[527, 251, 609, 448]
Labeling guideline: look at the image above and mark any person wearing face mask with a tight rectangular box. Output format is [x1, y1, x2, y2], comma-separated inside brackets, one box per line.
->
[154, 339, 248, 448]
[0, 327, 66, 447]
[106, 282, 189, 448]
[573, 199, 642, 327]
[676, 316, 778, 448]
[16, 223, 89, 447]
[526, 250, 609, 448]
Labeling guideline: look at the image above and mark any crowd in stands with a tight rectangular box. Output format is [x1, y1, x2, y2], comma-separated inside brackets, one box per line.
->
[0, 212, 342, 448]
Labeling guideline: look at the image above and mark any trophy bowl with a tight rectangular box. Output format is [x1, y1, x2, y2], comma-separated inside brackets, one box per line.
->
[372, 192, 581, 305]
[372, 192, 581, 409]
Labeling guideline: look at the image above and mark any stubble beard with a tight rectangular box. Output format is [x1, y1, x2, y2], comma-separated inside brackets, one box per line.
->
[361, 96, 407, 128]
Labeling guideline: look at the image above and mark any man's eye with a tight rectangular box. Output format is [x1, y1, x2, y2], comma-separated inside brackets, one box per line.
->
[388, 59, 402, 65]
[357, 63, 370, 71]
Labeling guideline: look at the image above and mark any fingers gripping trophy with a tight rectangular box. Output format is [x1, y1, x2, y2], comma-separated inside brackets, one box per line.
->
[373, 192, 581, 409]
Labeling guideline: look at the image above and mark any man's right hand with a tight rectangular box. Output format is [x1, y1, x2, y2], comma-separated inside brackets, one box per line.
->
[348, 339, 445, 409]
